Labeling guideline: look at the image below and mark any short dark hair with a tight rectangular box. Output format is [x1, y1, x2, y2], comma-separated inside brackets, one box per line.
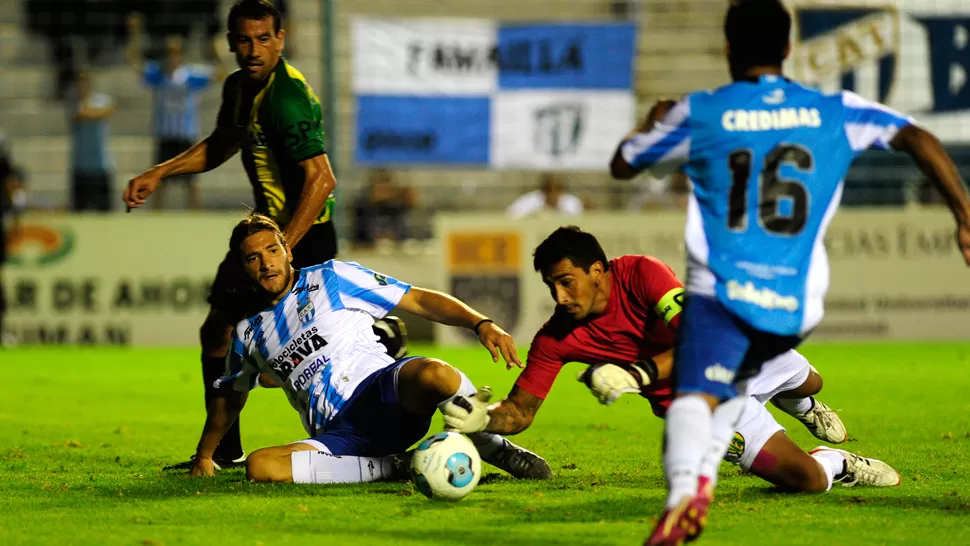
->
[227, 0, 282, 36]
[533, 226, 610, 274]
[229, 212, 287, 262]
[724, 0, 791, 78]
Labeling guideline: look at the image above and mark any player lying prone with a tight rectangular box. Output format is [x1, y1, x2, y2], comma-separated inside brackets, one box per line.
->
[443, 227, 901, 492]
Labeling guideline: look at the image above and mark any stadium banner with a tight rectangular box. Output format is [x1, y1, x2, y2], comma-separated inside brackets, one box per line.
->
[351, 17, 637, 169]
[435, 209, 970, 345]
[788, 0, 970, 143]
[2, 214, 440, 346]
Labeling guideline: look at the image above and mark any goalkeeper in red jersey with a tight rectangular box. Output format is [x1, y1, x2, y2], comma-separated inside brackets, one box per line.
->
[443, 226, 901, 493]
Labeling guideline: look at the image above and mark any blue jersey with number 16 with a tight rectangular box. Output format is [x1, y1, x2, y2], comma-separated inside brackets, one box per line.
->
[621, 75, 913, 336]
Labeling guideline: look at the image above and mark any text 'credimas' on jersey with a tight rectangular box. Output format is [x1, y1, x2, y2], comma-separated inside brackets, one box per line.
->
[216, 260, 411, 435]
[620, 75, 913, 336]
[217, 60, 334, 228]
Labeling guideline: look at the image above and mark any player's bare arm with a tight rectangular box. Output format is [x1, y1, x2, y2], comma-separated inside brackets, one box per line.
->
[394, 287, 523, 369]
[124, 128, 240, 210]
[609, 99, 676, 180]
[483, 386, 544, 435]
[191, 390, 248, 477]
[889, 124, 970, 265]
[281, 153, 336, 249]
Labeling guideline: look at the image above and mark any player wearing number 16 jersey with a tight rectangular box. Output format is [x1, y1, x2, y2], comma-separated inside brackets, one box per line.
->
[610, 1, 970, 544]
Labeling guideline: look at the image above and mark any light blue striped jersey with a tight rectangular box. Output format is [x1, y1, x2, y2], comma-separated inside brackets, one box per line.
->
[216, 260, 411, 435]
[620, 75, 913, 336]
[143, 61, 213, 140]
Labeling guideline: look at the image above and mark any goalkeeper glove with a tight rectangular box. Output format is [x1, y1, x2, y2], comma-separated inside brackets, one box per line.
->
[578, 359, 658, 406]
[442, 386, 493, 433]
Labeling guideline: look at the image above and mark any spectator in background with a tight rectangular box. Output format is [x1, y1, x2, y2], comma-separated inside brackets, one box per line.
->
[127, 36, 226, 210]
[130, 1, 222, 63]
[70, 71, 115, 212]
[0, 131, 27, 347]
[506, 173, 584, 219]
[352, 169, 417, 249]
[626, 169, 690, 212]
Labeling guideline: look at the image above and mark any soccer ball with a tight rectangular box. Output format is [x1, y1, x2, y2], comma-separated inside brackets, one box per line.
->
[410, 432, 482, 501]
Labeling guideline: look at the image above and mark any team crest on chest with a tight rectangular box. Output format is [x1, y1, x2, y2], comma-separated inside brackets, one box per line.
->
[298, 300, 316, 325]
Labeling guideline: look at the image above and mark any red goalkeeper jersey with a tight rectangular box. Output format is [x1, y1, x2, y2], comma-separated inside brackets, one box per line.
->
[515, 255, 685, 416]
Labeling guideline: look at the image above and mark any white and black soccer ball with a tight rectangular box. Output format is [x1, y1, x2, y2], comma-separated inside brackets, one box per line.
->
[410, 432, 482, 501]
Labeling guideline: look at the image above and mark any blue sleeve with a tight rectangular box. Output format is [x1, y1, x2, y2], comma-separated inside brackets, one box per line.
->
[841, 91, 914, 152]
[186, 66, 214, 92]
[143, 61, 163, 88]
[619, 97, 692, 175]
[325, 260, 412, 318]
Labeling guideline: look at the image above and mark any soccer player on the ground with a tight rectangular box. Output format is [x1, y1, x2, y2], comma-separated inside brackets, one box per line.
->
[122, 0, 407, 470]
[443, 226, 899, 495]
[188, 213, 552, 483]
[608, 1, 970, 543]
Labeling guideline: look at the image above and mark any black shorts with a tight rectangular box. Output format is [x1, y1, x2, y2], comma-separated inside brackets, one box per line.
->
[155, 138, 196, 183]
[207, 221, 339, 320]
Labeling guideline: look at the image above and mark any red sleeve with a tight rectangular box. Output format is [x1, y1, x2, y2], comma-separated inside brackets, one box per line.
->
[627, 256, 685, 331]
[514, 333, 565, 400]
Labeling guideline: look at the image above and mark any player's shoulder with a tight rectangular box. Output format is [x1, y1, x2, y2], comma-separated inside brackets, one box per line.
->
[611, 254, 675, 276]
[221, 70, 244, 97]
[270, 60, 317, 99]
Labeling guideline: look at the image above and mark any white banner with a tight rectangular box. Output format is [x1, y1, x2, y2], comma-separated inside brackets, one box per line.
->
[491, 91, 635, 170]
[435, 210, 970, 346]
[351, 17, 498, 96]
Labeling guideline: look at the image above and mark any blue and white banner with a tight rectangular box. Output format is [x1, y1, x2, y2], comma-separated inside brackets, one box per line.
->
[352, 17, 637, 169]
[789, 1, 970, 142]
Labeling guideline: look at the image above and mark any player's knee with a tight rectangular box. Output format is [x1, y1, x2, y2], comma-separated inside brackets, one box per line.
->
[412, 358, 461, 398]
[246, 449, 289, 483]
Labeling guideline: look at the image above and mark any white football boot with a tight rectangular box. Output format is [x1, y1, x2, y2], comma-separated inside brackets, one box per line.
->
[795, 398, 847, 444]
[811, 447, 902, 487]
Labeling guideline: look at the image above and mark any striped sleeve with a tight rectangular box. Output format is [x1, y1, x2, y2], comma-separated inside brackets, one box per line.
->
[325, 260, 412, 318]
[841, 91, 914, 152]
[620, 98, 691, 174]
[215, 325, 259, 393]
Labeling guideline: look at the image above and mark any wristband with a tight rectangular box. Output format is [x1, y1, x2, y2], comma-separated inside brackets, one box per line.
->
[473, 319, 493, 335]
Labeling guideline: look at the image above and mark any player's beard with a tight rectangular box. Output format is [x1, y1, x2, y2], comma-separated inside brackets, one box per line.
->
[261, 266, 294, 303]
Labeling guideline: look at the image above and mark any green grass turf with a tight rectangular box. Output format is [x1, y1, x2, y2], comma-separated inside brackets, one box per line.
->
[2, 343, 970, 545]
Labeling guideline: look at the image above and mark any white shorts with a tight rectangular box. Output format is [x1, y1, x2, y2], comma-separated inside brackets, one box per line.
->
[724, 350, 812, 471]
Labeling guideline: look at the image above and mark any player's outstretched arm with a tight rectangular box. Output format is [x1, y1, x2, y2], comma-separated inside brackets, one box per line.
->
[442, 385, 543, 435]
[394, 287, 523, 369]
[484, 386, 544, 435]
[281, 154, 336, 249]
[191, 390, 248, 477]
[123, 129, 239, 210]
[891, 125, 970, 265]
[609, 99, 679, 180]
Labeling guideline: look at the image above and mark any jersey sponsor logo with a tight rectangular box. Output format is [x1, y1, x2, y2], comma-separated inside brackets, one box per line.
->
[721, 107, 822, 132]
[271, 327, 328, 377]
[283, 121, 318, 148]
[289, 355, 331, 391]
[244, 314, 265, 340]
[704, 363, 735, 384]
[762, 89, 786, 105]
[373, 273, 388, 286]
[726, 280, 799, 312]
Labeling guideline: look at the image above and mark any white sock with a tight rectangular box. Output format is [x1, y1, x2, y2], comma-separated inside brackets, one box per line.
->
[698, 396, 746, 489]
[775, 396, 814, 416]
[435, 369, 510, 460]
[810, 449, 846, 492]
[663, 396, 712, 509]
[290, 450, 399, 484]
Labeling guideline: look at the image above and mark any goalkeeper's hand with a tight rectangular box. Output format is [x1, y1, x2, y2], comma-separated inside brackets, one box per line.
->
[578, 360, 658, 406]
[442, 387, 492, 433]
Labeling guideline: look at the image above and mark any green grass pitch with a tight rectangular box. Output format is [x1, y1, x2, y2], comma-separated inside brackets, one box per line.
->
[3, 343, 970, 545]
